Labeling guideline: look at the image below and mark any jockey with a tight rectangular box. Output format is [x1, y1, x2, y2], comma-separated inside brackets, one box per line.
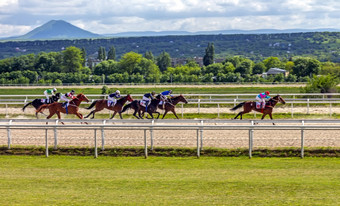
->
[142, 91, 156, 108]
[159, 90, 173, 109]
[44, 88, 57, 102]
[108, 90, 121, 107]
[256, 91, 270, 109]
[60, 90, 76, 107]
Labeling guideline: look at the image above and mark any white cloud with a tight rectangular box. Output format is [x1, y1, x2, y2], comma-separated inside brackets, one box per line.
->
[0, 0, 339, 37]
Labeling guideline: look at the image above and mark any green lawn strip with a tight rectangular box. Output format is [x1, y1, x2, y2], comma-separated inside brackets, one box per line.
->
[0, 156, 338, 205]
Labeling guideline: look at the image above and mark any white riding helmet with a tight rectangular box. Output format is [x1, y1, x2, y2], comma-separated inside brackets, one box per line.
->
[53, 88, 57, 92]
[116, 90, 120, 94]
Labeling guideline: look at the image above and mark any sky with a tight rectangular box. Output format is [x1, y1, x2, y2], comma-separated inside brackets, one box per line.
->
[0, 0, 339, 38]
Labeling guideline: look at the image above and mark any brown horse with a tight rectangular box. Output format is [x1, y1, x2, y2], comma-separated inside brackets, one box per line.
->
[157, 95, 188, 119]
[84, 94, 134, 119]
[36, 93, 90, 124]
[230, 95, 286, 124]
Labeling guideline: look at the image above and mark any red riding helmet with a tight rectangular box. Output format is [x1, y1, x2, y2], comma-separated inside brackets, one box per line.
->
[265, 91, 270, 95]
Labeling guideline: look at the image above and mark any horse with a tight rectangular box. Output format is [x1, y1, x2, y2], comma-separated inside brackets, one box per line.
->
[35, 93, 90, 124]
[230, 95, 286, 125]
[84, 94, 134, 119]
[121, 95, 161, 119]
[157, 95, 188, 119]
[22, 93, 61, 118]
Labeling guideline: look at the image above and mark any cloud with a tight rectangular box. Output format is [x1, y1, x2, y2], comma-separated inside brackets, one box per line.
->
[0, 0, 339, 37]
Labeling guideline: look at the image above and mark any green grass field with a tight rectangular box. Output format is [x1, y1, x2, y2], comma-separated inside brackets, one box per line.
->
[0, 156, 338, 205]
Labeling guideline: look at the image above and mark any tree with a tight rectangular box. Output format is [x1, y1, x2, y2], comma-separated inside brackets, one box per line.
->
[97, 46, 106, 60]
[303, 74, 339, 93]
[252, 62, 266, 74]
[119, 52, 142, 74]
[144, 51, 154, 62]
[156, 51, 171, 72]
[81, 47, 86, 66]
[107, 46, 116, 60]
[234, 59, 253, 77]
[62, 46, 83, 73]
[293, 57, 321, 77]
[203, 43, 215, 66]
[262, 57, 284, 71]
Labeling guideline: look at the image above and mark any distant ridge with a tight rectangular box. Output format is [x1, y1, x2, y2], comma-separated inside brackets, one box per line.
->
[104, 28, 340, 37]
[7, 20, 101, 40]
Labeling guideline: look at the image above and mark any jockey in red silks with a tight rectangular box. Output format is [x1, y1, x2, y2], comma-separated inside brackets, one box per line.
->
[256, 91, 270, 109]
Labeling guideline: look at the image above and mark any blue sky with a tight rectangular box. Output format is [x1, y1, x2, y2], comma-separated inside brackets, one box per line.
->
[0, 0, 339, 38]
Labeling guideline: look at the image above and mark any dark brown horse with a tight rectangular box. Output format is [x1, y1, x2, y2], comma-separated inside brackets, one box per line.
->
[121, 95, 161, 119]
[157, 95, 188, 119]
[84, 94, 134, 119]
[36, 93, 90, 124]
[230, 95, 286, 124]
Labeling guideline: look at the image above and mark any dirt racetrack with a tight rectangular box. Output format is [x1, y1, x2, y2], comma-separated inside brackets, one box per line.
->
[0, 120, 339, 149]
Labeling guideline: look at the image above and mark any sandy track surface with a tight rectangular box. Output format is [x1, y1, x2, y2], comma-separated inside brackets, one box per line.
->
[0, 121, 339, 148]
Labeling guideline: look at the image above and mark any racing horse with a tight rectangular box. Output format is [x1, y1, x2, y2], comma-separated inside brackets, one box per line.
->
[36, 93, 89, 124]
[22, 93, 61, 118]
[230, 95, 286, 125]
[121, 95, 161, 119]
[84, 94, 134, 119]
[157, 95, 188, 119]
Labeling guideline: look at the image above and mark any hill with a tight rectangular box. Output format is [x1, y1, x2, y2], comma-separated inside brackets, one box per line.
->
[0, 32, 339, 62]
[6, 20, 101, 40]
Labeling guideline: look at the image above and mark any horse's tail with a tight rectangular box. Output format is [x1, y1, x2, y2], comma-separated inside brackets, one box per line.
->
[86, 100, 97, 110]
[36, 104, 50, 113]
[230, 102, 245, 111]
[22, 102, 32, 111]
[121, 103, 132, 113]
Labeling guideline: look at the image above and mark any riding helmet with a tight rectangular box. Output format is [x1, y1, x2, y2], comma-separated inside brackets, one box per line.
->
[53, 88, 57, 92]
[116, 90, 120, 94]
[265, 91, 270, 95]
[151, 91, 156, 95]
[71, 90, 75, 94]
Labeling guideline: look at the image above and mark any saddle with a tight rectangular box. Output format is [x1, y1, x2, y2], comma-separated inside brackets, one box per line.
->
[140, 100, 147, 107]
[107, 100, 116, 107]
[41, 99, 50, 104]
[255, 102, 268, 109]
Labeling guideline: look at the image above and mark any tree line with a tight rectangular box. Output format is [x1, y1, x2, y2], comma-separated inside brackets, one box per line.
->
[0, 44, 339, 85]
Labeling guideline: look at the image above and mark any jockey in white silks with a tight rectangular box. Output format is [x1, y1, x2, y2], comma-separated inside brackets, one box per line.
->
[108, 90, 121, 107]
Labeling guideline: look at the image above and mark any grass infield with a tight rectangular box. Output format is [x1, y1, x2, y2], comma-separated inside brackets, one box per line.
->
[0, 156, 338, 205]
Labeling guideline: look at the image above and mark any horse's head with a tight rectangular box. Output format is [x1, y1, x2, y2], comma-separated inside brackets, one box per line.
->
[272, 95, 286, 104]
[76, 93, 90, 103]
[126, 94, 134, 102]
[179, 94, 188, 104]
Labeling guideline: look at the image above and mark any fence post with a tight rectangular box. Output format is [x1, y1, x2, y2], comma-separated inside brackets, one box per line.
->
[217, 103, 220, 118]
[200, 120, 204, 151]
[291, 102, 294, 118]
[45, 129, 49, 157]
[54, 120, 58, 150]
[144, 129, 148, 159]
[150, 120, 154, 150]
[5, 104, 8, 118]
[198, 99, 200, 114]
[181, 103, 184, 118]
[307, 99, 309, 114]
[101, 120, 106, 151]
[249, 120, 254, 159]
[330, 103, 332, 117]
[7, 120, 12, 149]
[94, 129, 98, 158]
[301, 121, 304, 159]
[197, 129, 200, 158]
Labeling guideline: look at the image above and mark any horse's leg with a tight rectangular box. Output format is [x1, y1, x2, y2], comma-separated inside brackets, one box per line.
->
[233, 112, 242, 119]
[84, 110, 93, 119]
[110, 111, 117, 119]
[171, 109, 179, 119]
[162, 110, 169, 119]
[268, 113, 275, 125]
[155, 112, 160, 119]
[118, 112, 123, 119]
[56, 111, 64, 125]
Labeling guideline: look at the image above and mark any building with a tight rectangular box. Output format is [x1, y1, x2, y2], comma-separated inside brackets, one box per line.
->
[262, 68, 288, 78]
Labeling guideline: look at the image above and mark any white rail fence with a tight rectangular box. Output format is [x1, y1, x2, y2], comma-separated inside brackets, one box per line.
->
[1, 93, 340, 117]
[1, 119, 339, 159]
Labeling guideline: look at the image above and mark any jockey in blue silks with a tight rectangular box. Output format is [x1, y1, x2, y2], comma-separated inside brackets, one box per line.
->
[108, 90, 121, 107]
[256, 91, 270, 109]
[159, 90, 173, 109]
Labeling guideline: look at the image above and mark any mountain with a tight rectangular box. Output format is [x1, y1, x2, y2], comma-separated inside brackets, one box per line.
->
[105, 28, 340, 37]
[8, 20, 102, 40]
